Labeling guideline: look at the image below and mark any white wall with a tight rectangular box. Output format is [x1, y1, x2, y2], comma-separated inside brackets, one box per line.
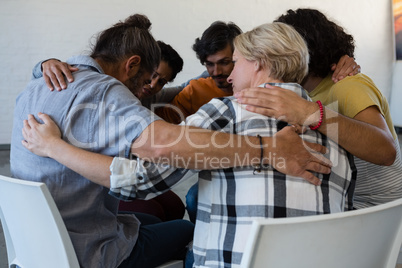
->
[391, 61, 402, 127]
[0, 0, 397, 144]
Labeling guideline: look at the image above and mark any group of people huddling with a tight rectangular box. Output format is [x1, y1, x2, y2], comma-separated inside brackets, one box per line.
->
[11, 6, 402, 268]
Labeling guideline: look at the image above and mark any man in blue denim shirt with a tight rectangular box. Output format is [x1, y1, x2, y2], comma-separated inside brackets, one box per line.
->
[10, 14, 196, 268]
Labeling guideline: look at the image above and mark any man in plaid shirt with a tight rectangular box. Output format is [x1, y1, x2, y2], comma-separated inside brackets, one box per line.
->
[109, 22, 356, 267]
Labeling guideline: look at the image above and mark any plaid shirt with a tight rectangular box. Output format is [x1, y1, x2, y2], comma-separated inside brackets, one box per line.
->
[109, 83, 356, 268]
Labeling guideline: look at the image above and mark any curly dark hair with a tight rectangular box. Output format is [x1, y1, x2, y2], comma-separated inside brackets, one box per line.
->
[275, 9, 355, 78]
[157, 41, 183, 82]
[192, 21, 242, 65]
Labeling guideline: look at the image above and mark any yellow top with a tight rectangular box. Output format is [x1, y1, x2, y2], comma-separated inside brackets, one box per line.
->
[309, 73, 397, 139]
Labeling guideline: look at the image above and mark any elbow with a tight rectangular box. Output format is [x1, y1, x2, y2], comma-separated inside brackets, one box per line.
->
[375, 140, 397, 166]
[382, 147, 396, 166]
[131, 121, 180, 160]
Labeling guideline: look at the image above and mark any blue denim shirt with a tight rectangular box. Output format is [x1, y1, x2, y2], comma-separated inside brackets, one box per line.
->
[11, 55, 160, 268]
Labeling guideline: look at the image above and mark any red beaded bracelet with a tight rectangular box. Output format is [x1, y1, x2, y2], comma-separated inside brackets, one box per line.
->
[309, 100, 324, 130]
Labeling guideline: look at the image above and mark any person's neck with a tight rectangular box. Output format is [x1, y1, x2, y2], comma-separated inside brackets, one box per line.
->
[255, 72, 282, 86]
[301, 74, 324, 93]
[263, 78, 283, 85]
[219, 85, 233, 94]
[95, 58, 121, 80]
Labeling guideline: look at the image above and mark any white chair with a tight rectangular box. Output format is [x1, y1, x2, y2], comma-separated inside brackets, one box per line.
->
[0, 175, 183, 268]
[241, 198, 402, 268]
[0, 174, 79, 268]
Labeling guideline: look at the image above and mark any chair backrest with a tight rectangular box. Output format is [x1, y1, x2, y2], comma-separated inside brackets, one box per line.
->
[0, 175, 79, 268]
[240, 198, 402, 268]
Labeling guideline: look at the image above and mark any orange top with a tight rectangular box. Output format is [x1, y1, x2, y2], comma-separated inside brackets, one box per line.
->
[155, 77, 232, 124]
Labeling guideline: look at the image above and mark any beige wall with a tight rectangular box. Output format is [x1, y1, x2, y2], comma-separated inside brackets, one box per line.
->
[0, 0, 397, 143]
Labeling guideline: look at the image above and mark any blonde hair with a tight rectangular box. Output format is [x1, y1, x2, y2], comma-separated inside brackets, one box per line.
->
[234, 22, 309, 84]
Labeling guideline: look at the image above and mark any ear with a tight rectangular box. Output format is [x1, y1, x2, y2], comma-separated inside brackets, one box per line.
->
[254, 61, 261, 71]
[125, 55, 141, 76]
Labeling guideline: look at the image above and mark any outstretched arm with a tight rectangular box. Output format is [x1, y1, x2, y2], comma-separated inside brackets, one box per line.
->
[22, 113, 331, 187]
[234, 84, 396, 165]
[22, 113, 113, 187]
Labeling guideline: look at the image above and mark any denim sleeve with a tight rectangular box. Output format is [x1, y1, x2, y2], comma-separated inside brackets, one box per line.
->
[31, 60, 46, 79]
[31, 58, 61, 80]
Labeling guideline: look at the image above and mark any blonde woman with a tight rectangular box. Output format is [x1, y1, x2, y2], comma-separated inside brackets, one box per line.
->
[22, 22, 353, 268]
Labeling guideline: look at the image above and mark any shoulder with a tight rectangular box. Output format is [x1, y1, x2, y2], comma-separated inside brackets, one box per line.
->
[330, 73, 386, 117]
[178, 77, 215, 97]
[188, 77, 214, 87]
[185, 97, 235, 129]
[199, 96, 235, 113]
[332, 74, 383, 99]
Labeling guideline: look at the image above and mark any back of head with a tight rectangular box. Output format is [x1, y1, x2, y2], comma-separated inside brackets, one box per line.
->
[234, 22, 309, 84]
[192, 21, 242, 64]
[157, 40, 183, 82]
[275, 8, 355, 78]
[91, 14, 160, 74]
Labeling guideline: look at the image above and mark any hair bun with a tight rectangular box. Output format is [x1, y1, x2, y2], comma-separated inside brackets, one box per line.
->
[113, 14, 152, 30]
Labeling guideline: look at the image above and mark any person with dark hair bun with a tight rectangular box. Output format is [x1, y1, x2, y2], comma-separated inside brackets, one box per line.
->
[33, 40, 188, 223]
[236, 8, 402, 209]
[91, 14, 160, 78]
[12, 13, 196, 268]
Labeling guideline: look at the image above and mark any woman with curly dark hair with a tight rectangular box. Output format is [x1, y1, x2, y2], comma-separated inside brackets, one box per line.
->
[276, 9, 355, 79]
[236, 8, 402, 210]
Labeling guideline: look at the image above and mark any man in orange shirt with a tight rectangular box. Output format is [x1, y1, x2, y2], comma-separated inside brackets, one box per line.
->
[154, 21, 240, 124]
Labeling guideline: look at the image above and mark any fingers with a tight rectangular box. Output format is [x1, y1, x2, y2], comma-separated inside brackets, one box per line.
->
[44, 69, 63, 91]
[332, 56, 349, 82]
[67, 66, 79, 82]
[305, 160, 332, 174]
[332, 55, 360, 83]
[27, 113, 39, 126]
[235, 89, 276, 117]
[244, 106, 273, 117]
[298, 171, 321, 186]
[22, 117, 34, 150]
[296, 155, 332, 186]
[305, 141, 331, 160]
[350, 64, 361, 76]
[42, 60, 75, 91]
[43, 75, 55, 91]
[37, 112, 52, 124]
[331, 56, 347, 82]
[54, 67, 68, 90]
[22, 120, 29, 141]
[21, 139, 28, 148]
[23, 118, 31, 130]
